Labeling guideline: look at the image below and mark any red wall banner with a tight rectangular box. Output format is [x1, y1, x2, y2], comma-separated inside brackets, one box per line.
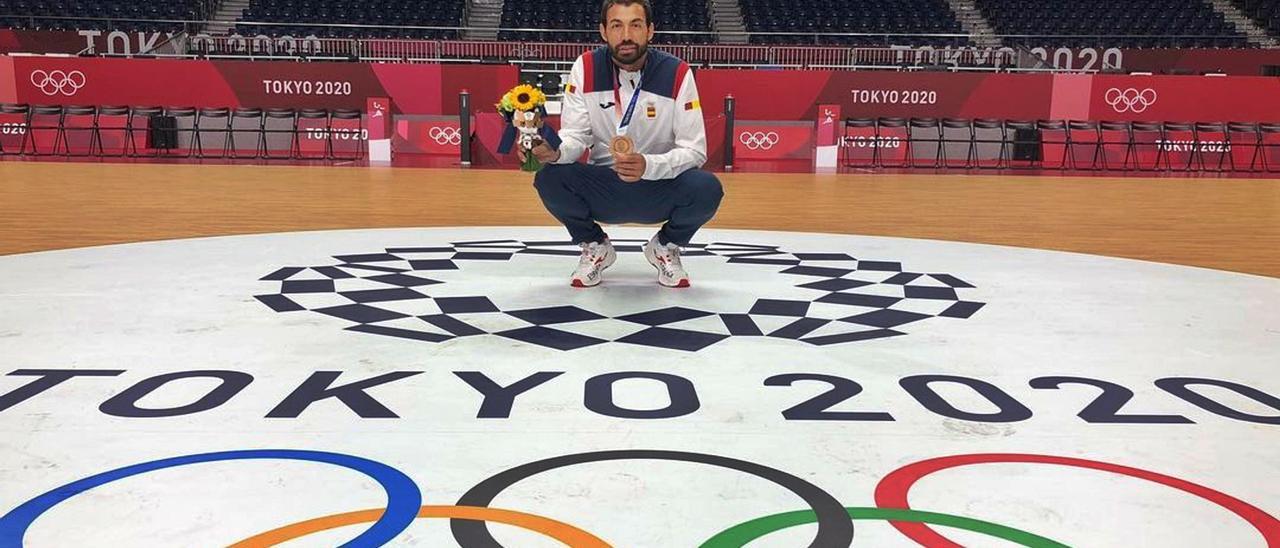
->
[394, 116, 464, 155]
[5, 54, 1279, 123]
[1086, 74, 1280, 122]
[2, 55, 516, 115]
[698, 70, 1057, 121]
[697, 69, 1280, 123]
[734, 122, 814, 161]
[5, 53, 1278, 169]
[6, 30, 1280, 75]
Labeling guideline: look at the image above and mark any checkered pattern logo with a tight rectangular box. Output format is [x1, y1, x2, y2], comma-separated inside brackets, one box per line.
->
[255, 239, 985, 352]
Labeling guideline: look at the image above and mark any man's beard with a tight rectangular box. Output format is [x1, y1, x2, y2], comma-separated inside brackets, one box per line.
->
[610, 41, 647, 66]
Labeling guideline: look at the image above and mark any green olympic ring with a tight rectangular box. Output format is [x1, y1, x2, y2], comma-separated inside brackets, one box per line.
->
[700, 507, 1070, 548]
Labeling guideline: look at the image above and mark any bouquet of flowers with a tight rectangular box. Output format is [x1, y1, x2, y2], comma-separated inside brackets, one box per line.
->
[496, 84, 561, 172]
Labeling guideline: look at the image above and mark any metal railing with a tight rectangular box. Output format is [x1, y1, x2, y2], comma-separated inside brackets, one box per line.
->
[0, 14, 1253, 46]
[1, 15, 1261, 71]
[178, 36, 1027, 69]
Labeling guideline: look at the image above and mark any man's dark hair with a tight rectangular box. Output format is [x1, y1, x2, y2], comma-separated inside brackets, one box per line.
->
[599, 0, 653, 26]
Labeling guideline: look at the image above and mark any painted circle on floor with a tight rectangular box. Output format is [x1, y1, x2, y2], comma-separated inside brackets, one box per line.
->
[0, 227, 1276, 547]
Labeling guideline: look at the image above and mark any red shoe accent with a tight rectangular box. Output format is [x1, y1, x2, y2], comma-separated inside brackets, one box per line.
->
[571, 279, 586, 288]
[675, 279, 690, 288]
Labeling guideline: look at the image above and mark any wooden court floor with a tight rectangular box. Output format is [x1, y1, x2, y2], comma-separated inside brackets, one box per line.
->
[1, 161, 1278, 278]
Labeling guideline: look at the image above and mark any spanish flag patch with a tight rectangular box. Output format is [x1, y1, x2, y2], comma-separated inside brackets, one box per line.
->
[683, 100, 701, 111]
[565, 83, 577, 94]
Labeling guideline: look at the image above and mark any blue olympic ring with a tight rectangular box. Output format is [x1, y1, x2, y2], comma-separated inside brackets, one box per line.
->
[0, 449, 421, 548]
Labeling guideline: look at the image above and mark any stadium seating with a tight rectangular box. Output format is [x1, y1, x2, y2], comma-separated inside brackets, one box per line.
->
[974, 0, 1248, 48]
[498, 0, 714, 44]
[737, 0, 969, 47]
[0, 0, 1258, 48]
[0, 0, 204, 32]
[238, 0, 464, 39]
[1231, 0, 1280, 39]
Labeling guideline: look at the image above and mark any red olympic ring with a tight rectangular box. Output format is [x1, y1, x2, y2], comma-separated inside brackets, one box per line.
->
[874, 453, 1280, 547]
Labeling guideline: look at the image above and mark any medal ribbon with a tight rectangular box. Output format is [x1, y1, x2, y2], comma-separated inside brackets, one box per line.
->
[613, 66, 644, 138]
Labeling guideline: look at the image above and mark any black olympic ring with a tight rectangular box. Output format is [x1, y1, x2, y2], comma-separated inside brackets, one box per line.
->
[450, 449, 854, 547]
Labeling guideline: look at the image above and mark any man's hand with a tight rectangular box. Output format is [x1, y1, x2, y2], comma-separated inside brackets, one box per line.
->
[613, 152, 646, 183]
[518, 142, 561, 164]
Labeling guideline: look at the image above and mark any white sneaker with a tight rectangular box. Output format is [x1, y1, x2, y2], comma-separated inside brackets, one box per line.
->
[644, 233, 690, 288]
[571, 239, 616, 287]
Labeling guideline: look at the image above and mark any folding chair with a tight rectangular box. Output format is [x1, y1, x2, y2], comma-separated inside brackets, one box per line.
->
[27, 105, 65, 156]
[0, 103, 31, 156]
[230, 108, 266, 159]
[126, 106, 163, 157]
[264, 108, 298, 159]
[1036, 119, 1068, 169]
[1003, 120, 1039, 169]
[972, 118, 1005, 169]
[940, 118, 974, 169]
[875, 117, 909, 168]
[163, 106, 198, 157]
[1225, 122, 1261, 173]
[329, 108, 364, 160]
[1129, 121, 1166, 171]
[1191, 121, 1229, 172]
[1067, 120, 1101, 171]
[1161, 121, 1196, 172]
[1098, 121, 1132, 171]
[296, 109, 331, 160]
[94, 106, 131, 157]
[195, 107, 232, 159]
[841, 117, 876, 168]
[60, 105, 97, 156]
[907, 117, 942, 168]
[1258, 122, 1280, 173]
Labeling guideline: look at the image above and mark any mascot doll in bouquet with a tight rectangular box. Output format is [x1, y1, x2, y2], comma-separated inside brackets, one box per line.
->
[496, 84, 561, 172]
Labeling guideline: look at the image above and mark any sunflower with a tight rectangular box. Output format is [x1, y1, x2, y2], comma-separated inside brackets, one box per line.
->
[510, 84, 542, 111]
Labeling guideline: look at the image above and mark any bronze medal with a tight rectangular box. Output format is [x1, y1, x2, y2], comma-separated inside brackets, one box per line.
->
[610, 135, 634, 155]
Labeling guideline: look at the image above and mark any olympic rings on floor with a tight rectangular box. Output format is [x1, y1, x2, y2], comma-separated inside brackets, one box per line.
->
[699, 507, 1068, 548]
[5, 450, 1277, 548]
[0, 449, 420, 548]
[450, 449, 853, 547]
[230, 505, 609, 547]
[874, 453, 1280, 548]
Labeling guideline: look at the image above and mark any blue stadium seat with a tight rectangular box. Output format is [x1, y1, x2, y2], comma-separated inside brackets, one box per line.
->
[975, 0, 1248, 48]
[738, 0, 968, 47]
[0, 0, 202, 32]
[239, 0, 463, 38]
[1231, 0, 1280, 40]
[499, 0, 714, 44]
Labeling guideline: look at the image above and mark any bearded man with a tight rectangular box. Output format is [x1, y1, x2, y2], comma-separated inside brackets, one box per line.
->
[523, 0, 723, 288]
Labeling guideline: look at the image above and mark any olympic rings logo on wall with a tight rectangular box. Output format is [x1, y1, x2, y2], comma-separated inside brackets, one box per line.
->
[430, 126, 463, 146]
[2, 449, 1277, 547]
[1104, 87, 1158, 114]
[29, 70, 87, 97]
[739, 131, 780, 151]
